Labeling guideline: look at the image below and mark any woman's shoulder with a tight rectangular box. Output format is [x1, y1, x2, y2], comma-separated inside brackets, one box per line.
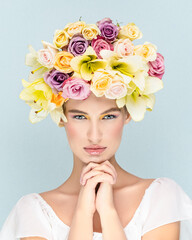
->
[13, 192, 37, 208]
[140, 177, 192, 236]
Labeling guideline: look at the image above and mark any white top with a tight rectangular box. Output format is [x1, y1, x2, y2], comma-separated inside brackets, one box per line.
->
[0, 177, 192, 240]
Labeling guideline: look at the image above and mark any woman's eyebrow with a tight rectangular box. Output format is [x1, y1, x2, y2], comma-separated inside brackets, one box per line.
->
[68, 107, 121, 115]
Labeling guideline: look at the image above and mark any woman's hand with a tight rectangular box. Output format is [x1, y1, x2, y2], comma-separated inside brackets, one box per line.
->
[95, 160, 117, 215]
[76, 162, 103, 217]
[80, 160, 117, 215]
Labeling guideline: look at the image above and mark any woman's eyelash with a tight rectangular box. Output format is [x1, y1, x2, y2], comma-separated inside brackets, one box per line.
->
[72, 115, 86, 120]
[72, 114, 117, 120]
[103, 114, 117, 119]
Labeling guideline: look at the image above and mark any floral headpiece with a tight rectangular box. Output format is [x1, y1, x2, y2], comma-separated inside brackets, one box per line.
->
[19, 17, 165, 127]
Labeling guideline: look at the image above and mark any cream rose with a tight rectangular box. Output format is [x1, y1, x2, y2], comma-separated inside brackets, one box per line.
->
[118, 23, 143, 41]
[90, 69, 113, 97]
[82, 24, 101, 40]
[64, 21, 86, 39]
[37, 45, 58, 68]
[104, 75, 128, 99]
[53, 29, 69, 49]
[113, 38, 134, 57]
[134, 42, 157, 62]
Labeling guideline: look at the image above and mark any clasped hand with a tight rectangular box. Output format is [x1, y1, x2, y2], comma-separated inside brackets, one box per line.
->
[80, 160, 117, 215]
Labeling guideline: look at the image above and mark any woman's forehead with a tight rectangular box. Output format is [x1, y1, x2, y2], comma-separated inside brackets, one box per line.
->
[65, 93, 118, 111]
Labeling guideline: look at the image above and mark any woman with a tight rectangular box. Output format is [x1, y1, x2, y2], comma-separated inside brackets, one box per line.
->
[1, 92, 192, 240]
[1, 17, 192, 240]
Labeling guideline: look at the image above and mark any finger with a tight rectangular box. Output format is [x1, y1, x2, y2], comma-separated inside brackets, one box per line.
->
[87, 172, 114, 185]
[81, 170, 103, 185]
[80, 162, 100, 182]
[88, 164, 115, 182]
[101, 160, 117, 179]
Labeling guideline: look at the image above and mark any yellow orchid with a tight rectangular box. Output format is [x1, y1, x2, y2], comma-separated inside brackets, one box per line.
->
[70, 46, 108, 80]
[19, 78, 56, 123]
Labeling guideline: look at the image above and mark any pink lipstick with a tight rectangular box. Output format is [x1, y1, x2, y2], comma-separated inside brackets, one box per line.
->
[84, 145, 107, 155]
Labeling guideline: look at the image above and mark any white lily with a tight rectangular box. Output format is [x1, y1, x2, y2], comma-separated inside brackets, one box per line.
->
[25, 45, 49, 82]
[116, 75, 163, 121]
[50, 106, 68, 126]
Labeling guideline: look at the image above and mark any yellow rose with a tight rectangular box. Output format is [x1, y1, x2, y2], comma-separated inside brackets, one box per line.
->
[53, 29, 69, 49]
[118, 23, 143, 41]
[134, 42, 157, 62]
[64, 21, 86, 39]
[54, 51, 74, 73]
[82, 24, 100, 40]
[90, 69, 113, 97]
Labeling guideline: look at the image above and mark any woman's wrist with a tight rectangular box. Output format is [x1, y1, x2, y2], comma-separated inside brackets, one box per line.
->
[75, 206, 95, 219]
[99, 207, 117, 219]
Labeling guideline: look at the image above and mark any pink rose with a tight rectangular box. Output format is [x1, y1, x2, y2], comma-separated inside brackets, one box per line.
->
[113, 38, 134, 57]
[148, 53, 165, 79]
[91, 35, 114, 59]
[62, 77, 91, 100]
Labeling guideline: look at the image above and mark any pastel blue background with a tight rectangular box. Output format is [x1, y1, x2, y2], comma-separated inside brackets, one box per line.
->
[0, 0, 192, 227]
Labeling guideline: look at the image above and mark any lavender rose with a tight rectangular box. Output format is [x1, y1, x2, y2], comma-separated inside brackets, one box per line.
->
[62, 77, 91, 100]
[91, 35, 114, 59]
[148, 53, 165, 79]
[96, 17, 120, 42]
[44, 69, 70, 94]
[67, 33, 90, 56]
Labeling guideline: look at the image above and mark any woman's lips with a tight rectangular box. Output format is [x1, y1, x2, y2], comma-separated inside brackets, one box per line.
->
[84, 147, 107, 155]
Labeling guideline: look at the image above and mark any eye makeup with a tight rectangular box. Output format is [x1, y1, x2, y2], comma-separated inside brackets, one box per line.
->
[71, 113, 119, 120]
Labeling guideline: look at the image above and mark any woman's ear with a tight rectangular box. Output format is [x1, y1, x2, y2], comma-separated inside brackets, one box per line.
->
[122, 106, 131, 125]
[124, 113, 132, 125]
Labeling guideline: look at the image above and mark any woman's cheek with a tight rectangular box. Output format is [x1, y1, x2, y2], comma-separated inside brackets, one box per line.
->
[65, 123, 80, 140]
[106, 120, 124, 138]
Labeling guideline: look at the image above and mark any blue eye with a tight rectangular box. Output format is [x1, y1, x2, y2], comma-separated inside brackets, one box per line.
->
[103, 114, 117, 120]
[72, 114, 117, 120]
[73, 115, 86, 120]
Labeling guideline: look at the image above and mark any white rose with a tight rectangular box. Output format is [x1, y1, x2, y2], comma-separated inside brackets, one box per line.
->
[37, 46, 57, 68]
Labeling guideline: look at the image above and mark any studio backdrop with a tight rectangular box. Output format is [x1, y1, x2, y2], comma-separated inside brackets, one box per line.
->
[0, 0, 192, 227]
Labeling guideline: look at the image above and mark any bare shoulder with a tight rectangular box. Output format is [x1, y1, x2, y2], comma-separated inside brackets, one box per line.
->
[121, 172, 156, 190]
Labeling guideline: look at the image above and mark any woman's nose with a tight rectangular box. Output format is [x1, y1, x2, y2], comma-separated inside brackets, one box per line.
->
[87, 121, 103, 143]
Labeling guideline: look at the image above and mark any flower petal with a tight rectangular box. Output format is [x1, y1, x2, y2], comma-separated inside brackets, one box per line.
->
[141, 94, 155, 111]
[28, 66, 48, 82]
[50, 106, 68, 126]
[90, 59, 107, 71]
[25, 45, 38, 66]
[80, 62, 93, 80]
[122, 55, 144, 73]
[110, 60, 133, 77]
[131, 71, 146, 91]
[142, 76, 163, 95]
[116, 96, 126, 108]
[70, 55, 90, 72]
[84, 46, 97, 56]
[126, 92, 147, 121]
[29, 108, 49, 123]
[100, 49, 118, 60]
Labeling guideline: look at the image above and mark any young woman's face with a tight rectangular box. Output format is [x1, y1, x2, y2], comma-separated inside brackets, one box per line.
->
[62, 92, 131, 164]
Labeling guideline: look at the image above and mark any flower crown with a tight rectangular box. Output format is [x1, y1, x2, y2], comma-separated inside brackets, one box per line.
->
[19, 17, 165, 127]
